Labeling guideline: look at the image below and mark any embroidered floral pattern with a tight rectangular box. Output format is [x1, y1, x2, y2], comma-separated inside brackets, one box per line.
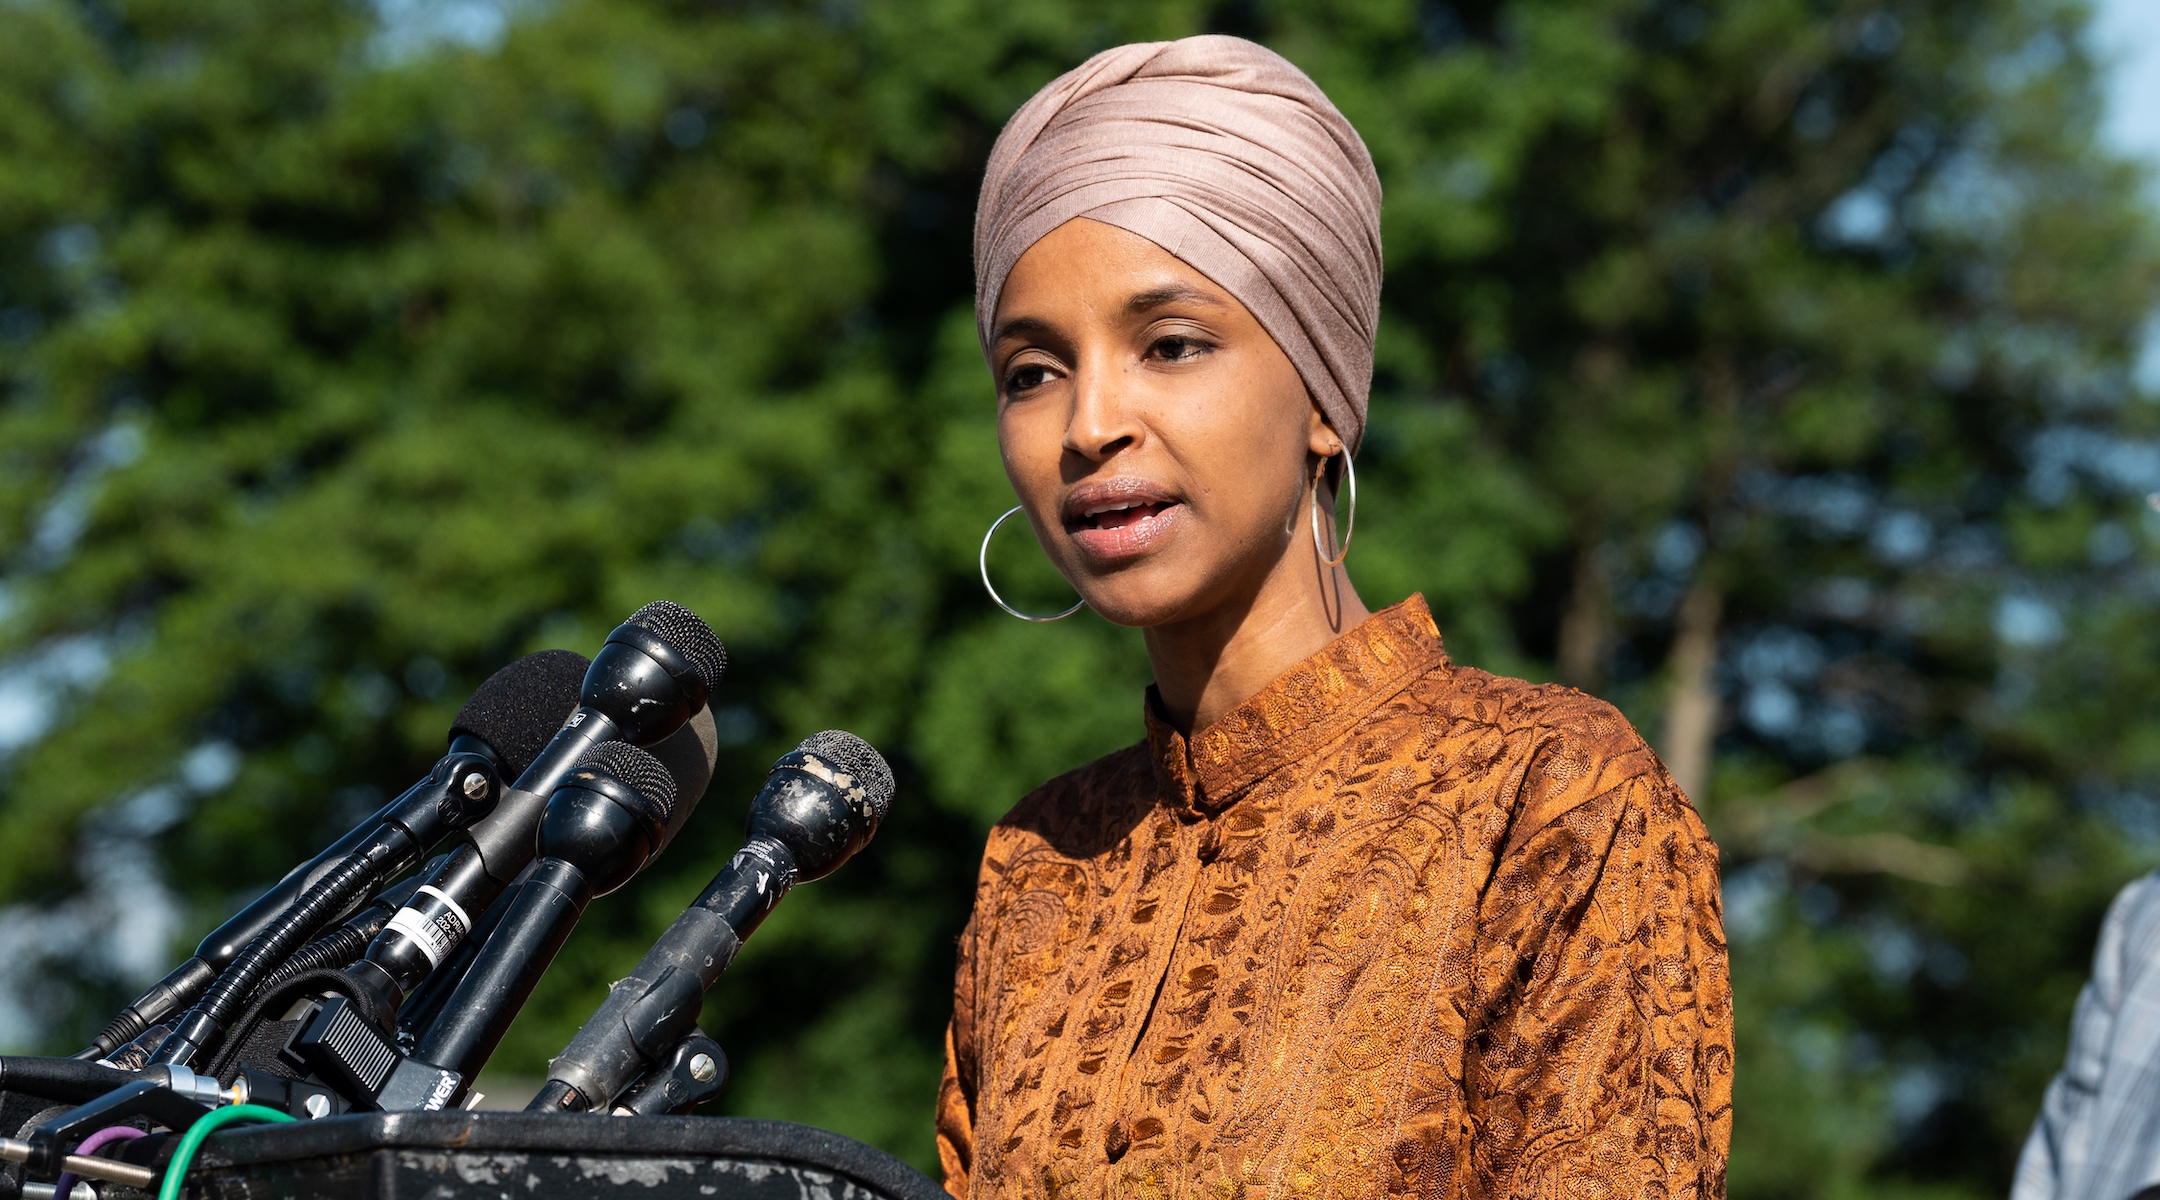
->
[937, 596, 1732, 1199]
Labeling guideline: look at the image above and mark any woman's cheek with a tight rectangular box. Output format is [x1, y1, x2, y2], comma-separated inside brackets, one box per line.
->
[998, 417, 1067, 538]
[1187, 394, 1298, 532]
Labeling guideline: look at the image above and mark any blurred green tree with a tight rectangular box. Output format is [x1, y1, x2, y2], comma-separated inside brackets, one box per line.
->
[0, 0, 2153, 1193]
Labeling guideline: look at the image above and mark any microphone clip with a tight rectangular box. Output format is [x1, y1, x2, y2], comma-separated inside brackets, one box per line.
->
[291, 997, 463, 1113]
[610, 1028, 727, 1116]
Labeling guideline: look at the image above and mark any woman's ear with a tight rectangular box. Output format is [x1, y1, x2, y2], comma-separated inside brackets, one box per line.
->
[1306, 403, 1344, 459]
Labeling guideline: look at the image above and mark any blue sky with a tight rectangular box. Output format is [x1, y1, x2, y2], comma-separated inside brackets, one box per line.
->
[2094, 0, 2160, 391]
[2097, 0, 2160, 175]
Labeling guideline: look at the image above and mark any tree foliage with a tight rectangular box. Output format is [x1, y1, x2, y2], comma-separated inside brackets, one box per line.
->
[0, 0, 2154, 1192]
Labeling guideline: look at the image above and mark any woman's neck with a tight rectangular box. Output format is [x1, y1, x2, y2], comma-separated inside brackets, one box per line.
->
[1144, 551, 1371, 736]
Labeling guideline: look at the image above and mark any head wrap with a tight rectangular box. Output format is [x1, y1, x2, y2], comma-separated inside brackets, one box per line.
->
[974, 35, 1384, 452]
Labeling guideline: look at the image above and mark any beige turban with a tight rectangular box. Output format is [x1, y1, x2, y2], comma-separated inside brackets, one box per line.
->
[973, 35, 1384, 452]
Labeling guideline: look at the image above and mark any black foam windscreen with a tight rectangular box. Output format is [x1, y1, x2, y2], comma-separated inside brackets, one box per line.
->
[449, 649, 592, 778]
[577, 740, 678, 820]
[625, 601, 727, 694]
[798, 730, 895, 824]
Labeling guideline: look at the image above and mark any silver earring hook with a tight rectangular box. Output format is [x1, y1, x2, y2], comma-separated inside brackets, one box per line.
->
[1310, 449, 1357, 568]
[980, 505, 1086, 622]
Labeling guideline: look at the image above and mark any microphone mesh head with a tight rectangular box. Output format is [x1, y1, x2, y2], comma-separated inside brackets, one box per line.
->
[797, 730, 894, 824]
[576, 740, 678, 819]
[449, 650, 591, 777]
[626, 601, 727, 694]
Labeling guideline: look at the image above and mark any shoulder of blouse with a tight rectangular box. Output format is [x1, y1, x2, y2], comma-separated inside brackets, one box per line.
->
[1412, 661, 1656, 752]
[1404, 662, 1701, 851]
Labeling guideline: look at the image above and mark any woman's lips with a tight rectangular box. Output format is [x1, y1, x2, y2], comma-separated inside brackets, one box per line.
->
[1064, 489, 1184, 560]
[1090, 501, 1172, 531]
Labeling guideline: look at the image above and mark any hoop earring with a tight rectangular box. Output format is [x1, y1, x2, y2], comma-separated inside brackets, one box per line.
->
[980, 506, 1085, 622]
[1310, 449, 1357, 568]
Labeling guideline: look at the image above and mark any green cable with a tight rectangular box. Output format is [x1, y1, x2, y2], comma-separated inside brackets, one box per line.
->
[157, 1104, 294, 1200]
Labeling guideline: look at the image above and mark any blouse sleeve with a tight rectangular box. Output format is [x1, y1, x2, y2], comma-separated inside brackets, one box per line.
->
[936, 905, 981, 1197]
[1466, 763, 1733, 1200]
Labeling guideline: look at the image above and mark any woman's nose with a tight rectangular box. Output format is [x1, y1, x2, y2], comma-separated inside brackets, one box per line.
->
[1063, 359, 1141, 462]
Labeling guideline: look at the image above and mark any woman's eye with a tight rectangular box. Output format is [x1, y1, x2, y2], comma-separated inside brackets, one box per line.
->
[1006, 365, 1051, 392]
[1150, 336, 1209, 362]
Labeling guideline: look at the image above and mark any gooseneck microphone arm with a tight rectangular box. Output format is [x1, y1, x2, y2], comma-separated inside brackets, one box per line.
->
[530, 731, 894, 1114]
[75, 788, 411, 1060]
[145, 746, 505, 1068]
[76, 648, 598, 1062]
[414, 741, 690, 1087]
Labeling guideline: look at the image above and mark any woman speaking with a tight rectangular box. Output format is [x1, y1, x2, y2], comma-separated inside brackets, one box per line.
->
[938, 35, 1731, 1199]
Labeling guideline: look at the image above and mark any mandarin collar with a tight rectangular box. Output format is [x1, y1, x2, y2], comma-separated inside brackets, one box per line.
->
[1145, 595, 1449, 818]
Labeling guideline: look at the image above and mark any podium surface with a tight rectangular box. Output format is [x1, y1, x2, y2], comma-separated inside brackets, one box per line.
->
[167, 1111, 947, 1200]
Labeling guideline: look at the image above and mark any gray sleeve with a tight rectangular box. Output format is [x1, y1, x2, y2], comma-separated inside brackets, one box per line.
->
[2014, 873, 2160, 1200]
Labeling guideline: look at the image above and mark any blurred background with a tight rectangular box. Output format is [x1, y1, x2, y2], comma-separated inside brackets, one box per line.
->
[2, 0, 2157, 1191]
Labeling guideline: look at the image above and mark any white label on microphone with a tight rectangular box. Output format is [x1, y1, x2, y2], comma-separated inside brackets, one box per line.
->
[387, 886, 473, 967]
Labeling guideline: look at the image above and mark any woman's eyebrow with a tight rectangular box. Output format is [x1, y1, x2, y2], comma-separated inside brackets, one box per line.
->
[992, 314, 1055, 343]
[1126, 284, 1226, 313]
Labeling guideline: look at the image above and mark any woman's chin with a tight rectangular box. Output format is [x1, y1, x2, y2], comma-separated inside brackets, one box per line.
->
[1069, 564, 1217, 629]
[1076, 588, 1188, 628]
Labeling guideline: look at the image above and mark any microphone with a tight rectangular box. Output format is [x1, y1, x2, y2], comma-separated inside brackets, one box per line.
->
[340, 602, 726, 1020]
[78, 649, 589, 1062]
[392, 707, 719, 1047]
[529, 731, 894, 1114]
[192, 712, 718, 1107]
[144, 650, 608, 1069]
[407, 741, 702, 1090]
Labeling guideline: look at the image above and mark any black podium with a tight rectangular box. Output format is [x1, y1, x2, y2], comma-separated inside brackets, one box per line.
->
[30, 1111, 947, 1200]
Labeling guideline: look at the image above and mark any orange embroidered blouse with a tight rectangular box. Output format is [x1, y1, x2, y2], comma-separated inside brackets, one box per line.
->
[935, 596, 1732, 1199]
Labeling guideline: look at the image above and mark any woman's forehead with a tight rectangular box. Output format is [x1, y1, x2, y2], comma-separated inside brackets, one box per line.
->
[995, 220, 1238, 333]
